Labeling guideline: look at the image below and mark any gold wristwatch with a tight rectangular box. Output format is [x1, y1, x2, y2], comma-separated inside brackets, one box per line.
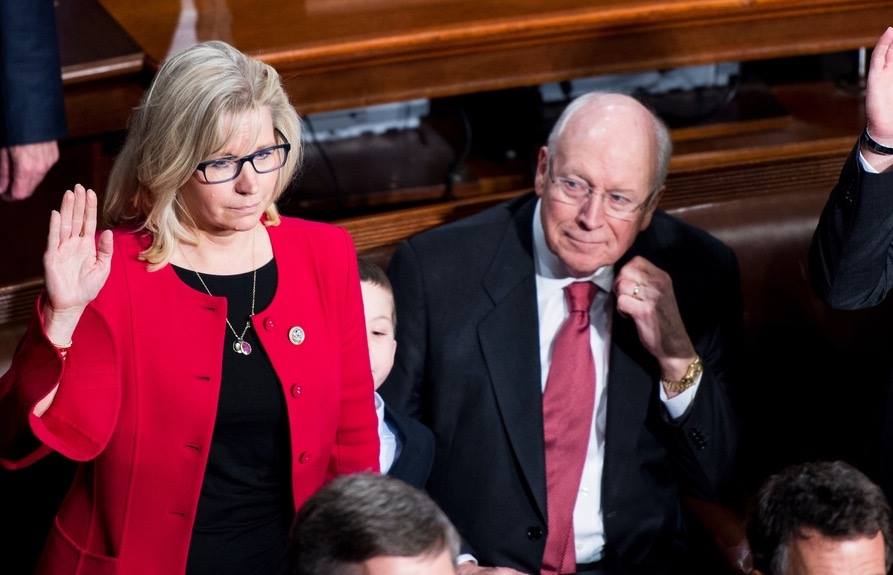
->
[661, 356, 702, 395]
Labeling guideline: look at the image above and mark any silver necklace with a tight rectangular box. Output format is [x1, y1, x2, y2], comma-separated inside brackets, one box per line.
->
[193, 267, 257, 355]
[182, 230, 257, 356]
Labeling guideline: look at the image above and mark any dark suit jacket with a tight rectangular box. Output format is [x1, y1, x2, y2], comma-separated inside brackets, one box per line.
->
[381, 193, 740, 573]
[0, 0, 66, 147]
[810, 147, 893, 310]
[385, 405, 435, 489]
[809, 146, 893, 499]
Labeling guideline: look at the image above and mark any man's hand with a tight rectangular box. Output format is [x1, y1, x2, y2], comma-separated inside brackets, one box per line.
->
[0, 140, 60, 201]
[864, 27, 893, 172]
[614, 256, 697, 394]
[457, 562, 528, 575]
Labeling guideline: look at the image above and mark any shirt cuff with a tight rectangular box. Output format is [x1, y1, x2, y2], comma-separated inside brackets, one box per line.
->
[659, 372, 702, 420]
[859, 149, 881, 174]
[457, 554, 478, 565]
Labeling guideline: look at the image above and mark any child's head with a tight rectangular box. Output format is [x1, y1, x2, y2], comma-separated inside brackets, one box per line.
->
[358, 259, 397, 390]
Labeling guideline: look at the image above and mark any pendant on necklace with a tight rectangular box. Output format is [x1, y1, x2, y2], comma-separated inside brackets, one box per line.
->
[233, 339, 253, 356]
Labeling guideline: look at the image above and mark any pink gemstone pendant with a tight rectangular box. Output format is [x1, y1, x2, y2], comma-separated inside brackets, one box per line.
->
[240, 340, 252, 356]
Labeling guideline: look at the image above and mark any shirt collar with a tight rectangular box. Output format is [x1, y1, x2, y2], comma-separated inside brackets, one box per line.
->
[374, 391, 385, 418]
[532, 198, 614, 292]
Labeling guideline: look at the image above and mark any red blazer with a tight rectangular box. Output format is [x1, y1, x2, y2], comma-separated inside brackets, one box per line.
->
[0, 217, 380, 575]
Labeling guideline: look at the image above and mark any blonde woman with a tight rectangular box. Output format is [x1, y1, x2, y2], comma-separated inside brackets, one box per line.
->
[0, 41, 379, 574]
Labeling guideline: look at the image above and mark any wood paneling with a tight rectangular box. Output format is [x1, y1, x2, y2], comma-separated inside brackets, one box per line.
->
[99, 0, 893, 113]
[57, 0, 145, 139]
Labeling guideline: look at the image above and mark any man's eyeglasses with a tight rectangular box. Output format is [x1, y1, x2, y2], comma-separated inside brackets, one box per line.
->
[195, 142, 291, 185]
[547, 157, 648, 221]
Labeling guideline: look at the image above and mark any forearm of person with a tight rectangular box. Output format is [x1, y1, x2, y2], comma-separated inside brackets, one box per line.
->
[0, 299, 68, 467]
[2, 293, 120, 468]
[810, 150, 893, 309]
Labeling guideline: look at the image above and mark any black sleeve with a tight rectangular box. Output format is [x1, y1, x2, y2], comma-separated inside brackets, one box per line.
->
[810, 147, 893, 309]
[0, 0, 67, 147]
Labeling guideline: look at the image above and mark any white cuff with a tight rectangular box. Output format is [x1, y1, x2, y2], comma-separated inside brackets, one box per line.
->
[457, 554, 478, 565]
[659, 371, 702, 420]
[859, 149, 881, 174]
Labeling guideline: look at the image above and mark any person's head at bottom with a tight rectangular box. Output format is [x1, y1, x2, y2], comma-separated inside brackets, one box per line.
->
[289, 473, 459, 575]
[748, 460, 892, 575]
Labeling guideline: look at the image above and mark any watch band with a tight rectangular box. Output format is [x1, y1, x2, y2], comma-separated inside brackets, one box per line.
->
[861, 127, 893, 156]
[661, 356, 702, 395]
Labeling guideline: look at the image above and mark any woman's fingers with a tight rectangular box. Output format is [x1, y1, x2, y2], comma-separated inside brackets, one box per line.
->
[47, 209, 61, 252]
[96, 229, 114, 266]
[84, 189, 98, 238]
[58, 189, 73, 240]
[53, 185, 96, 245]
[70, 185, 86, 238]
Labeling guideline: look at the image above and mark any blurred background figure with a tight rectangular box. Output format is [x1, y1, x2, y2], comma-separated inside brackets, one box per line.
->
[747, 461, 892, 575]
[289, 473, 459, 575]
[0, 0, 66, 201]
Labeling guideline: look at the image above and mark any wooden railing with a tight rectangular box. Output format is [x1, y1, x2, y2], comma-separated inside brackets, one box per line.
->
[98, 0, 893, 114]
[0, 145, 848, 328]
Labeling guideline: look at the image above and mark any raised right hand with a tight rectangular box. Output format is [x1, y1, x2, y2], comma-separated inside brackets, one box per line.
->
[43, 184, 113, 343]
[867, 27, 893, 141]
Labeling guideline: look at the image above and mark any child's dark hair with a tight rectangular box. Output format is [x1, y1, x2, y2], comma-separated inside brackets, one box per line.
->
[358, 258, 396, 327]
[358, 258, 393, 295]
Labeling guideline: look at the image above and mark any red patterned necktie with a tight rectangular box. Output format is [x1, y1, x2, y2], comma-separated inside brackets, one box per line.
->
[541, 281, 598, 575]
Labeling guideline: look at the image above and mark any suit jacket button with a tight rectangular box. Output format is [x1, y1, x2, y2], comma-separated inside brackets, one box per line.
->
[299, 451, 312, 464]
[263, 317, 276, 331]
[527, 526, 543, 540]
[291, 384, 302, 397]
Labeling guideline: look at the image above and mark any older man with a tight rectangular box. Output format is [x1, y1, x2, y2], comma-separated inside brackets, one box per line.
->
[748, 461, 892, 575]
[382, 92, 740, 574]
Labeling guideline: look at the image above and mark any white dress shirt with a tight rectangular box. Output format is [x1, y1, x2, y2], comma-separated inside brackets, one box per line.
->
[531, 199, 701, 563]
[375, 392, 399, 474]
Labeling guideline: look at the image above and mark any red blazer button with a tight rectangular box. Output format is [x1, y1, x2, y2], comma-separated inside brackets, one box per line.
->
[290, 384, 302, 397]
[263, 317, 275, 331]
[298, 451, 312, 464]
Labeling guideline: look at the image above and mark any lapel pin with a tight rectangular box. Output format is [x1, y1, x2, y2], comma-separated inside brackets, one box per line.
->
[289, 326, 306, 346]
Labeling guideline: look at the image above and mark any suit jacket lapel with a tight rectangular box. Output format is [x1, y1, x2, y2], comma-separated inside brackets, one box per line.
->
[477, 197, 548, 522]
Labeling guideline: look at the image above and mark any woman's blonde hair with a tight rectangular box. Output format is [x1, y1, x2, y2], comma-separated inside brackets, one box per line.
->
[104, 41, 302, 269]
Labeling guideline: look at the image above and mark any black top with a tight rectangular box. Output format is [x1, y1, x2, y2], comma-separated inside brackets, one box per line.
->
[173, 259, 291, 575]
